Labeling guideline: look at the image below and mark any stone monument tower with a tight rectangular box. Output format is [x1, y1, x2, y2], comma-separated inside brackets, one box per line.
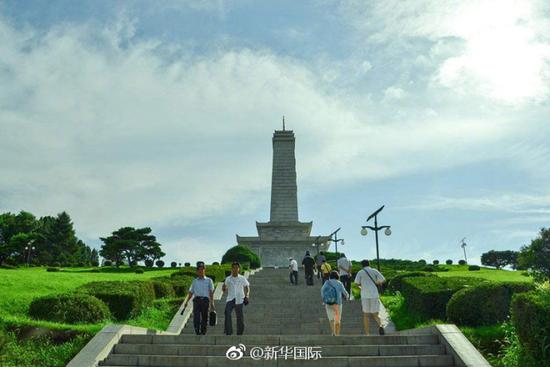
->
[236, 124, 330, 266]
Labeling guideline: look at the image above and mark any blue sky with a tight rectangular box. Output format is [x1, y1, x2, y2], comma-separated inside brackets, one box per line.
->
[1, 0, 549, 265]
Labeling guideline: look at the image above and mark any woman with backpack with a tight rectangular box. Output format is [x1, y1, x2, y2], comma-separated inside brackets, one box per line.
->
[320, 271, 349, 336]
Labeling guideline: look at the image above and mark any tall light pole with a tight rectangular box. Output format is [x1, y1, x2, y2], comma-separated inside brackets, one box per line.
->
[361, 205, 391, 271]
[460, 238, 467, 263]
[24, 240, 36, 266]
[327, 228, 345, 255]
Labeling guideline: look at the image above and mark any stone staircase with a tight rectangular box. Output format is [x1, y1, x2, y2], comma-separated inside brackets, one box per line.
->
[99, 268, 456, 366]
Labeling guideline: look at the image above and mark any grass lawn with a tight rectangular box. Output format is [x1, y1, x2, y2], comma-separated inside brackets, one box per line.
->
[434, 265, 532, 283]
[0, 267, 180, 318]
[0, 266, 186, 367]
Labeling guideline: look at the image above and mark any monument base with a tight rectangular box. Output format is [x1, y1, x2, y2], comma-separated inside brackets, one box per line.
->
[236, 237, 330, 267]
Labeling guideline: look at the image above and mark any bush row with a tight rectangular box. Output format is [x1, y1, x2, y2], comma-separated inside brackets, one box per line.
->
[387, 271, 435, 292]
[29, 275, 194, 324]
[446, 281, 534, 326]
[400, 276, 486, 320]
[511, 285, 550, 366]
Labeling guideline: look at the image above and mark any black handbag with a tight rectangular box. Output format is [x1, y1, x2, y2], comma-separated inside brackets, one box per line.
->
[209, 310, 217, 326]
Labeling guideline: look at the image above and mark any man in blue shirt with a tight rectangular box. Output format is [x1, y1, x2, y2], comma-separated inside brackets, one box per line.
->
[182, 261, 215, 335]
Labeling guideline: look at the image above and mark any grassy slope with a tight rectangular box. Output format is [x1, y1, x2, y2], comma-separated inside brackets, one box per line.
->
[434, 265, 532, 283]
[0, 267, 185, 367]
[0, 267, 179, 318]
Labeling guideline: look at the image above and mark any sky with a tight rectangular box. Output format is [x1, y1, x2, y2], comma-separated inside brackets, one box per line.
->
[1, 0, 549, 266]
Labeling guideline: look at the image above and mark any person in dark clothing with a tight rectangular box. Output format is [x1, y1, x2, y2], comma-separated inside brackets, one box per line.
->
[302, 251, 316, 285]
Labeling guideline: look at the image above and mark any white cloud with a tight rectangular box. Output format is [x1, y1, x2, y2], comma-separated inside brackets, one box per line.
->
[0, 12, 547, 260]
[339, 0, 550, 105]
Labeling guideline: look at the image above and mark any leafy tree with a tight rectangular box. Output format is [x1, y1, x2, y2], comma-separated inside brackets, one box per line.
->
[156, 260, 165, 268]
[433, 260, 439, 265]
[170, 261, 177, 268]
[518, 228, 550, 281]
[481, 250, 518, 269]
[100, 227, 165, 267]
[446, 259, 453, 265]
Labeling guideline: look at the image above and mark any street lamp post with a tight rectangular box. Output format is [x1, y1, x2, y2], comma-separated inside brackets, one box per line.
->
[24, 240, 36, 266]
[327, 228, 345, 255]
[360, 205, 392, 271]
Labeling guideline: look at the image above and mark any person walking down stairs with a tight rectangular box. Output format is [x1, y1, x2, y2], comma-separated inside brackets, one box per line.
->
[321, 271, 349, 336]
[354, 259, 386, 335]
[181, 261, 215, 335]
[222, 261, 250, 335]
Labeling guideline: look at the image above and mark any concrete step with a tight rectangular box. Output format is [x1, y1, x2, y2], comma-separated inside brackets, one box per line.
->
[113, 343, 446, 356]
[100, 354, 454, 366]
[120, 334, 440, 345]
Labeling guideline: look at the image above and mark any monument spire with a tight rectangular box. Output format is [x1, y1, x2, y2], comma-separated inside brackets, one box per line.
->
[282, 115, 285, 131]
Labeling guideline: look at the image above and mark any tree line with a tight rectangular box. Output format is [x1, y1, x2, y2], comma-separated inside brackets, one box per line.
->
[0, 211, 98, 266]
[481, 227, 550, 281]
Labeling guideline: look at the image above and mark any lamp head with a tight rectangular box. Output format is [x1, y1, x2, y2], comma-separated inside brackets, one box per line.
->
[384, 227, 392, 236]
[360, 228, 368, 236]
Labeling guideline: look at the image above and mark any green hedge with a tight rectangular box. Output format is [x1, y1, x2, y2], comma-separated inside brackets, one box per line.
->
[151, 280, 176, 298]
[400, 276, 486, 320]
[171, 265, 226, 283]
[387, 272, 434, 292]
[511, 287, 550, 366]
[468, 265, 481, 271]
[153, 276, 193, 297]
[29, 293, 111, 324]
[447, 282, 534, 326]
[222, 245, 261, 269]
[77, 281, 155, 320]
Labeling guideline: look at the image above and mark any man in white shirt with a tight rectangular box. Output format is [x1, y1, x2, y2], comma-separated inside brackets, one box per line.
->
[289, 257, 298, 285]
[354, 259, 386, 335]
[222, 261, 250, 335]
[337, 253, 352, 295]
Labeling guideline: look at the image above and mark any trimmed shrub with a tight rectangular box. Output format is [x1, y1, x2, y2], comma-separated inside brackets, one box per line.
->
[47, 267, 60, 272]
[170, 261, 177, 268]
[447, 282, 534, 326]
[212, 261, 220, 265]
[52, 262, 61, 267]
[422, 266, 434, 272]
[446, 259, 453, 265]
[221, 245, 261, 269]
[401, 276, 486, 320]
[458, 260, 467, 265]
[432, 260, 439, 265]
[387, 272, 434, 292]
[103, 260, 112, 266]
[511, 287, 550, 366]
[77, 281, 155, 320]
[171, 265, 225, 283]
[468, 265, 481, 271]
[144, 259, 154, 268]
[134, 268, 144, 274]
[418, 259, 427, 265]
[155, 260, 165, 268]
[151, 280, 176, 298]
[29, 293, 111, 324]
[184, 262, 190, 267]
[154, 276, 193, 297]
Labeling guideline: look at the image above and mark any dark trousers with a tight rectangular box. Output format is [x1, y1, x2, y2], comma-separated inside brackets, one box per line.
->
[193, 297, 210, 335]
[341, 275, 351, 296]
[290, 271, 298, 285]
[316, 265, 322, 279]
[224, 299, 244, 335]
[305, 268, 314, 285]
